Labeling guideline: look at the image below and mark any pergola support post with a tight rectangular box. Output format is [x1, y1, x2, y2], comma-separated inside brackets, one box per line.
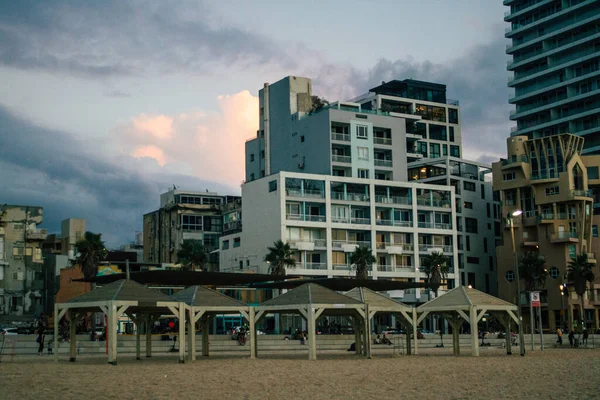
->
[452, 314, 460, 356]
[178, 304, 186, 364]
[353, 317, 362, 355]
[107, 302, 118, 365]
[188, 309, 196, 361]
[53, 304, 65, 363]
[135, 316, 141, 360]
[470, 306, 479, 357]
[249, 308, 256, 359]
[202, 316, 210, 357]
[412, 308, 419, 355]
[69, 310, 77, 362]
[145, 315, 153, 358]
[307, 307, 317, 360]
[363, 304, 371, 359]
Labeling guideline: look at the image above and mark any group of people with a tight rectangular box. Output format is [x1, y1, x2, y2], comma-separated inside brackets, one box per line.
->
[556, 327, 590, 347]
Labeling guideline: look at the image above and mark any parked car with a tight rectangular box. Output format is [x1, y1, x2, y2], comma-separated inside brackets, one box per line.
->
[1, 327, 19, 336]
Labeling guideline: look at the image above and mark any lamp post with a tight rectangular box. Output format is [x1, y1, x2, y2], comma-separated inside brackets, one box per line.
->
[559, 284, 565, 329]
[508, 210, 526, 356]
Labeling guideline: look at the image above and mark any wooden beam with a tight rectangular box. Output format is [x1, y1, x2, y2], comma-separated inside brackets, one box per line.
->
[188, 309, 196, 361]
[476, 309, 487, 323]
[69, 310, 77, 362]
[457, 309, 470, 324]
[470, 306, 479, 357]
[255, 310, 265, 324]
[506, 310, 519, 325]
[178, 303, 186, 364]
[416, 311, 430, 325]
[314, 308, 325, 320]
[249, 308, 256, 359]
[193, 310, 206, 324]
[307, 307, 317, 360]
[412, 308, 419, 355]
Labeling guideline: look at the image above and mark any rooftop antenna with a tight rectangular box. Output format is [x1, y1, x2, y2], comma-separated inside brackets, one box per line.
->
[126, 259, 130, 280]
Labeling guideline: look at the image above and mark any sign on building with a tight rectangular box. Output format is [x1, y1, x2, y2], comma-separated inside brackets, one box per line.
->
[530, 291, 540, 308]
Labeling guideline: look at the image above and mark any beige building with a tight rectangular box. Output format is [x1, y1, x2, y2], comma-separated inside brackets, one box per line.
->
[0, 205, 47, 319]
[493, 134, 600, 331]
[42, 218, 86, 256]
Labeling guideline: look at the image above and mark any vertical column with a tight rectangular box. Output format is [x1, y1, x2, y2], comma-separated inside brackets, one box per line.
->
[145, 315, 152, 358]
[412, 308, 419, 355]
[135, 315, 141, 360]
[109, 303, 118, 365]
[452, 315, 459, 356]
[178, 305, 186, 363]
[470, 306, 479, 357]
[307, 307, 317, 360]
[69, 310, 76, 362]
[202, 316, 210, 357]
[53, 305, 59, 363]
[188, 310, 196, 361]
[363, 304, 371, 359]
[249, 308, 256, 359]
[505, 318, 512, 355]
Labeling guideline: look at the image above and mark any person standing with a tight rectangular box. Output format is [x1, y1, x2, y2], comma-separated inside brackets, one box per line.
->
[582, 328, 589, 346]
[556, 328, 563, 345]
[37, 329, 45, 356]
[568, 330, 575, 348]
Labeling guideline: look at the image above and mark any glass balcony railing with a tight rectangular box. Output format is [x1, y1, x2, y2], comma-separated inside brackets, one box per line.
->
[551, 231, 578, 241]
[333, 264, 352, 271]
[331, 192, 370, 202]
[286, 213, 326, 222]
[416, 198, 451, 208]
[286, 188, 325, 198]
[375, 219, 413, 227]
[374, 195, 411, 205]
[379, 265, 414, 272]
[374, 159, 393, 167]
[530, 170, 561, 180]
[374, 137, 392, 145]
[302, 262, 327, 270]
[331, 132, 350, 142]
[418, 244, 453, 252]
[501, 154, 529, 165]
[571, 189, 594, 198]
[332, 240, 371, 249]
[332, 155, 351, 163]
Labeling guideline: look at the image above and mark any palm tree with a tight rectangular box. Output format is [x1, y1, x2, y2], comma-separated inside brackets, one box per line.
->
[566, 254, 596, 331]
[420, 251, 449, 296]
[264, 240, 296, 276]
[310, 95, 329, 112]
[518, 252, 548, 292]
[75, 231, 108, 279]
[177, 239, 208, 271]
[350, 246, 376, 280]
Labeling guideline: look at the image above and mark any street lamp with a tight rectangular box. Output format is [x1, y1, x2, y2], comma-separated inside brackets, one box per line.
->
[508, 210, 526, 356]
[559, 284, 565, 329]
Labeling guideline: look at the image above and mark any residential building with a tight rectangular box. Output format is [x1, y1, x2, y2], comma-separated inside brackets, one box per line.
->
[42, 218, 86, 256]
[143, 189, 240, 271]
[0, 205, 47, 319]
[407, 157, 502, 295]
[493, 133, 600, 330]
[120, 231, 144, 263]
[505, 0, 600, 153]
[219, 171, 459, 305]
[245, 76, 461, 183]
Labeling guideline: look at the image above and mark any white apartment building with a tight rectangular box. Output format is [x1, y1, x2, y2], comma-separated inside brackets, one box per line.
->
[407, 157, 502, 295]
[219, 172, 459, 304]
[246, 76, 462, 183]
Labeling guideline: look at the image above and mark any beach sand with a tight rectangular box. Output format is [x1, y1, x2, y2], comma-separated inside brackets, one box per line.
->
[1, 349, 599, 399]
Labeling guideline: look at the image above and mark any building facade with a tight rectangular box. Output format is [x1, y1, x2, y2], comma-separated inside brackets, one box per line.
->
[407, 157, 502, 295]
[0, 205, 47, 319]
[493, 133, 600, 330]
[219, 172, 459, 305]
[505, 0, 600, 153]
[42, 218, 86, 256]
[245, 76, 461, 183]
[143, 189, 240, 271]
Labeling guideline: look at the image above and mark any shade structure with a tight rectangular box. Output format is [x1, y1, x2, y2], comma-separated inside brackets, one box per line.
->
[255, 283, 367, 360]
[54, 279, 187, 365]
[171, 286, 253, 360]
[344, 287, 417, 355]
[250, 277, 427, 291]
[417, 286, 519, 356]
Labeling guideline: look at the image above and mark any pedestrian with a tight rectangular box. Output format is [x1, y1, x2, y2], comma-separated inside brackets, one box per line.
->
[582, 328, 589, 346]
[36, 329, 45, 356]
[47, 340, 53, 355]
[556, 328, 563, 345]
[568, 330, 575, 348]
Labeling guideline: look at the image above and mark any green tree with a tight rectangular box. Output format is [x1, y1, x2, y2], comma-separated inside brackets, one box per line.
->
[264, 240, 296, 276]
[566, 254, 596, 331]
[177, 239, 208, 271]
[310, 95, 329, 112]
[421, 251, 449, 296]
[75, 231, 108, 279]
[350, 246, 376, 280]
[518, 252, 548, 292]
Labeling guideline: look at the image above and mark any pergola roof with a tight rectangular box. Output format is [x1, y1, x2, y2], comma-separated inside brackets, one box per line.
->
[417, 286, 517, 312]
[171, 285, 247, 308]
[250, 277, 427, 291]
[344, 287, 412, 311]
[67, 279, 174, 305]
[259, 283, 362, 308]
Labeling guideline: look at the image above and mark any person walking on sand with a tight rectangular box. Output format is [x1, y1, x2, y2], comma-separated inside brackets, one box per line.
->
[36, 329, 45, 356]
[556, 328, 563, 345]
[582, 328, 589, 346]
[568, 330, 575, 348]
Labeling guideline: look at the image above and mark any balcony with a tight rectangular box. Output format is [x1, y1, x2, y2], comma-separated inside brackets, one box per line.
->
[416, 198, 451, 208]
[300, 262, 327, 271]
[571, 189, 594, 198]
[375, 195, 411, 205]
[417, 222, 452, 230]
[286, 213, 326, 223]
[587, 253, 596, 263]
[539, 213, 554, 223]
[501, 154, 528, 167]
[26, 228, 48, 241]
[332, 154, 351, 164]
[331, 133, 350, 142]
[378, 265, 413, 273]
[530, 171, 560, 181]
[374, 159, 393, 168]
[287, 239, 327, 251]
[331, 192, 370, 202]
[376, 242, 414, 254]
[376, 219, 413, 228]
[374, 137, 392, 146]
[333, 264, 352, 271]
[286, 188, 325, 199]
[407, 152, 424, 160]
[332, 240, 371, 250]
[418, 244, 453, 253]
[551, 231, 579, 243]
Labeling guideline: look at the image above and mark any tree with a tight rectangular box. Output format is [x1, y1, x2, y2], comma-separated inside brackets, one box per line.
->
[264, 240, 296, 276]
[350, 246, 376, 280]
[518, 252, 548, 292]
[177, 239, 208, 271]
[75, 231, 108, 279]
[421, 251, 449, 296]
[566, 254, 596, 331]
[310, 95, 329, 112]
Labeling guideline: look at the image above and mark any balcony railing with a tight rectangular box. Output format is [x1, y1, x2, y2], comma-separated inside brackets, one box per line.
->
[301, 262, 327, 270]
[332, 240, 371, 249]
[333, 264, 352, 270]
[376, 242, 414, 251]
[26, 229, 48, 240]
[418, 244, 453, 253]
[530, 170, 561, 180]
[374, 137, 392, 145]
[539, 213, 554, 220]
[331, 132, 350, 142]
[572, 189, 593, 198]
[374, 159, 393, 168]
[501, 154, 528, 166]
[332, 155, 351, 163]
[374, 195, 411, 205]
[551, 231, 578, 241]
[378, 265, 413, 272]
[376, 219, 413, 227]
[286, 188, 325, 199]
[331, 192, 370, 202]
[288, 239, 327, 248]
[416, 198, 451, 208]
[418, 222, 434, 229]
[286, 213, 326, 222]
[434, 223, 452, 230]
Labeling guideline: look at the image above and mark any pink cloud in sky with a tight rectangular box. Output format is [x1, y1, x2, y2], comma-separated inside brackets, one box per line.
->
[120, 90, 258, 187]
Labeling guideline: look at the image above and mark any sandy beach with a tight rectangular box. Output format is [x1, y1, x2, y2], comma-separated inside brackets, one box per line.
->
[1, 349, 599, 399]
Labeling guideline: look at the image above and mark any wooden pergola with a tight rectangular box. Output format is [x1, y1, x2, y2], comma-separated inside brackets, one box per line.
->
[255, 283, 367, 360]
[416, 286, 520, 356]
[344, 287, 418, 355]
[171, 285, 254, 360]
[53, 279, 186, 365]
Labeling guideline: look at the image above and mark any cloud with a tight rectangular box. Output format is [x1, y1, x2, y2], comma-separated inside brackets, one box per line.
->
[0, 104, 238, 247]
[131, 115, 174, 140]
[132, 145, 167, 166]
[0, 0, 291, 78]
[105, 90, 131, 98]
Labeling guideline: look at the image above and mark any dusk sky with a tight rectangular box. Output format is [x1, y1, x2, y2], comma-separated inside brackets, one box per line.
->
[0, 0, 511, 247]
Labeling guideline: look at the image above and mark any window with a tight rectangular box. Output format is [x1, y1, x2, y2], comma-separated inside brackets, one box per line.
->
[268, 180, 277, 192]
[250, 173, 255, 181]
[13, 223, 23, 230]
[449, 126, 455, 142]
[486, 203, 491, 218]
[357, 146, 369, 161]
[593, 225, 598, 237]
[415, 104, 446, 122]
[481, 184, 485, 200]
[260, 170, 265, 178]
[549, 266, 560, 279]
[503, 172, 516, 181]
[466, 235, 471, 251]
[489, 256, 494, 272]
[449, 108, 458, 124]
[463, 181, 475, 192]
[301, 135, 305, 143]
[587, 166, 599, 180]
[25, 247, 32, 256]
[429, 143, 441, 158]
[442, 145, 448, 156]
[428, 124, 447, 141]
[222, 240, 230, 250]
[450, 145, 460, 158]
[12, 246, 23, 256]
[250, 154, 254, 162]
[464, 202, 473, 209]
[418, 142, 427, 157]
[356, 125, 368, 139]
[181, 215, 203, 231]
[505, 271, 515, 282]
[233, 238, 241, 248]
[465, 218, 478, 233]
[466, 257, 480, 264]
[260, 150, 265, 159]
[545, 186, 559, 196]
[483, 238, 488, 253]
[358, 169, 369, 179]
[239, 261, 243, 270]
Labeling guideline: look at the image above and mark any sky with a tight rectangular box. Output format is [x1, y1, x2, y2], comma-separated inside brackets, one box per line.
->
[0, 0, 512, 247]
